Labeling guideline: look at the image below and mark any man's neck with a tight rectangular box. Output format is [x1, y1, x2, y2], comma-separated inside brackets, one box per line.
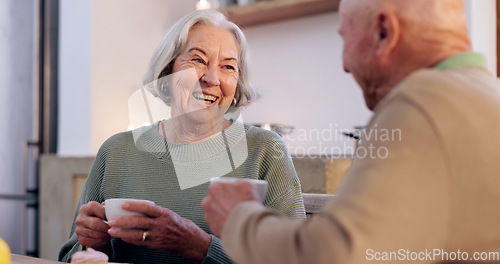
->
[369, 46, 470, 110]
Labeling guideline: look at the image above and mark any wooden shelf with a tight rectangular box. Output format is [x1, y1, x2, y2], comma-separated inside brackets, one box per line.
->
[220, 0, 340, 28]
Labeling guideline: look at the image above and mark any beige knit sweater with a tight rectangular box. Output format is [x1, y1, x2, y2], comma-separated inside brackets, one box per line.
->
[222, 63, 500, 263]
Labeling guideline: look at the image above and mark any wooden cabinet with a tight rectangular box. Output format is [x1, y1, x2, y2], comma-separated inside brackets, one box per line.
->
[39, 155, 94, 260]
[220, 0, 340, 27]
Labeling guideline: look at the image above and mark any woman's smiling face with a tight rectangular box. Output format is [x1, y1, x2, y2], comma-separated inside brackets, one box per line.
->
[169, 23, 239, 123]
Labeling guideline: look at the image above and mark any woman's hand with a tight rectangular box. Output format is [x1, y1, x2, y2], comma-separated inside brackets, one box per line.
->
[107, 201, 212, 264]
[75, 201, 111, 251]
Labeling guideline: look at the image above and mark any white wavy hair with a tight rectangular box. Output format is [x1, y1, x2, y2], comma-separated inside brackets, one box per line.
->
[142, 9, 256, 112]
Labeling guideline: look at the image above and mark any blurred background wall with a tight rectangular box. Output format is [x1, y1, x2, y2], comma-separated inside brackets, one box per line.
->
[58, 0, 497, 158]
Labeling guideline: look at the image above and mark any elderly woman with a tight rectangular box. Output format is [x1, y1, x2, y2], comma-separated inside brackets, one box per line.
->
[58, 9, 305, 264]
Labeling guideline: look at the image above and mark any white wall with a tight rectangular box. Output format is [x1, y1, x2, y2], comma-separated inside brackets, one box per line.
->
[58, 0, 498, 156]
[58, 0, 91, 156]
[241, 13, 370, 156]
[90, 0, 199, 153]
[465, 0, 497, 75]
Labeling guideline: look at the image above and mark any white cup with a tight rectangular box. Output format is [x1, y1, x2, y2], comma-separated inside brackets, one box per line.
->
[104, 198, 155, 221]
[210, 177, 268, 202]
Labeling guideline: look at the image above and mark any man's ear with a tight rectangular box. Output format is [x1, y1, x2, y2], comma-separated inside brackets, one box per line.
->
[373, 10, 400, 58]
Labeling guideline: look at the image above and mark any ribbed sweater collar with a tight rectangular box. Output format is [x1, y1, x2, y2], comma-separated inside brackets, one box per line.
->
[134, 121, 247, 162]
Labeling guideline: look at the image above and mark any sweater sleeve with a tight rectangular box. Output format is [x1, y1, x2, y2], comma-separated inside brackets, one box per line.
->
[221, 96, 450, 264]
[201, 235, 233, 264]
[258, 132, 306, 220]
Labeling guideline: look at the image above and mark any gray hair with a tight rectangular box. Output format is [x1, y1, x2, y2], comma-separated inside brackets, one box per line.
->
[142, 9, 256, 112]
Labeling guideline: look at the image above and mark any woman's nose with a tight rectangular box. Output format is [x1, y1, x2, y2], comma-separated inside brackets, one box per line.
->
[201, 65, 220, 87]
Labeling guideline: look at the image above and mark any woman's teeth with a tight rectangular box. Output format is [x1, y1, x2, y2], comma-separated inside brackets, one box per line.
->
[193, 93, 217, 103]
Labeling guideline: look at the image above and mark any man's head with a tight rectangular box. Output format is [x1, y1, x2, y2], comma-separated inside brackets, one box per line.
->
[338, 0, 471, 110]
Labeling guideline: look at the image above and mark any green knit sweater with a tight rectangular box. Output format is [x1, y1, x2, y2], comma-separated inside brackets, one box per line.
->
[58, 121, 305, 263]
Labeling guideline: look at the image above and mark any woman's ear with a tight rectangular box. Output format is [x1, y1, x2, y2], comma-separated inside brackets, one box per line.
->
[373, 10, 400, 58]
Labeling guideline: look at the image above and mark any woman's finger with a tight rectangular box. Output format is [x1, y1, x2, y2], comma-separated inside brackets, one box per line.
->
[79, 201, 106, 219]
[120, 200, 163, 218]
[76, 225, 110, 241]
[108, 215, 155, 230]
[86, 216, 110, 232]
[87, 201, 107, 219]
[108, 226, 147, 243]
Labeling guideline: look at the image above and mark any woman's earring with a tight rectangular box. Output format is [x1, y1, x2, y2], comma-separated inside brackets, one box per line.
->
[231, 98, 237, 106]
[160, 84, 169, 96]
[159, 84, 171, 105]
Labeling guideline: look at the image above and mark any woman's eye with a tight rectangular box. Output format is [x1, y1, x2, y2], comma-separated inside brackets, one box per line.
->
[224, 65, 236, 70]
[192, 58, 205, 64]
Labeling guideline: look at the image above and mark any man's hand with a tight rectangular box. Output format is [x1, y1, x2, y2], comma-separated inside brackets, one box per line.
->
[202, 179, 260, 237]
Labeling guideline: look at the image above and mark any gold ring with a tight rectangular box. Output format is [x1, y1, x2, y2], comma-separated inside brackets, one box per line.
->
[142, 231, 149, 242]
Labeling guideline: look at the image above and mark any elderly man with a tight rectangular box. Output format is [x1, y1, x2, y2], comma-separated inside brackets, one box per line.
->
[202, 0, 500, 263]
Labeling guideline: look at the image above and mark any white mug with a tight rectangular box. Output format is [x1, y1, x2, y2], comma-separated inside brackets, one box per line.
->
[210, 177, 268, 202]
[104, 198, 155, 221]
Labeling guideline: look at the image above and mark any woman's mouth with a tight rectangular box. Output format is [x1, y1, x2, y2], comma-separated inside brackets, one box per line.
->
[193, 92, 218, 104]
